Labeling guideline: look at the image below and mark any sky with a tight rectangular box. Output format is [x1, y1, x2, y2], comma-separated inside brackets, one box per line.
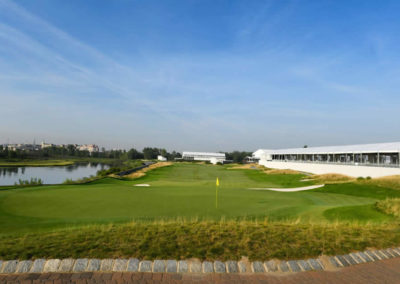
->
[1, 0, 400, 151]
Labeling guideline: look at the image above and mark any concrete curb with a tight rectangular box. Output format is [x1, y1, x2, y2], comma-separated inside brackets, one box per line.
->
[1, 248, 400, 274]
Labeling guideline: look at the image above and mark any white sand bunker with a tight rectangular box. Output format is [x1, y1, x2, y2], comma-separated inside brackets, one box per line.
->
[134, 184, 150, 187]
[248, 184, 325, 192]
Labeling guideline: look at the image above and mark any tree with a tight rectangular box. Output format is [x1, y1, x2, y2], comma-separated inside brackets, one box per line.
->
[127, 148, 143, 159]
[143, 147, 160, 159]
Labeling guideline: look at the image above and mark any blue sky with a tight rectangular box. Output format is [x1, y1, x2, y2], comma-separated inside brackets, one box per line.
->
[1, 0, 400, 151]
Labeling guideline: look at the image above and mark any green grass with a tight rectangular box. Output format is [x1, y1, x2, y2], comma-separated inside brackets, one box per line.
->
[1, 163, 400, 260]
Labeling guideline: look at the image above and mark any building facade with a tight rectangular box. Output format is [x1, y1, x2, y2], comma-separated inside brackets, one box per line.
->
[182, 151, 226, 164]
[254, 142, 400, 178]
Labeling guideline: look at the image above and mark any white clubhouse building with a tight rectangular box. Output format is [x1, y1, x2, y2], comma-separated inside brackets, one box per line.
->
[253, 142, 400, 178]
[182, 151, 226, 164]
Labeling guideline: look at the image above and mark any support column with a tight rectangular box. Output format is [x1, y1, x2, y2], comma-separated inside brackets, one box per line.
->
[377, 152, 380, 165]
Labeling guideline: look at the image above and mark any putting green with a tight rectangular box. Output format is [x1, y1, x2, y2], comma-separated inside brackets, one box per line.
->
[0, 163, 395, 235]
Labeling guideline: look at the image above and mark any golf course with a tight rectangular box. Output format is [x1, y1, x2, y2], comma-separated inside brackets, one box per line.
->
[1, 162, 400, 260]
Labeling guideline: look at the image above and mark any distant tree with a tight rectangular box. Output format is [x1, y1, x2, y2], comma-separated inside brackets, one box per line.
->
[303, 145, 308, 148]
[143, 147, 160, 159]
[127, 148, 144, 159]
[225, 151, 252, 163]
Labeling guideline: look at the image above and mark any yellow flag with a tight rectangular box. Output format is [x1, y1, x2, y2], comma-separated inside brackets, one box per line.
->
[216, 177, 219, 186]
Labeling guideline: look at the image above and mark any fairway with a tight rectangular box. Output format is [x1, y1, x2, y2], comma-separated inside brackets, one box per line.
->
[0, 163, 396, 235]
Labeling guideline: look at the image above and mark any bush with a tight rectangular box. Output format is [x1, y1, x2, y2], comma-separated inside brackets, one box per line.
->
[14, 178, 43, 186]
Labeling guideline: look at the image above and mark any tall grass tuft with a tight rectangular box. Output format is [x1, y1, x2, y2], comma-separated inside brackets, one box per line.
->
[376, 198, 400, 217]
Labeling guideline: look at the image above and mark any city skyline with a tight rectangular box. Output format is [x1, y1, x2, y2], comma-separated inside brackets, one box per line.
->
[1, 0, 400, 151]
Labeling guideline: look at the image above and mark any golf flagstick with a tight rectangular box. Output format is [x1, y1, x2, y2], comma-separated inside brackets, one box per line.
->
[216, 177, 219, 209]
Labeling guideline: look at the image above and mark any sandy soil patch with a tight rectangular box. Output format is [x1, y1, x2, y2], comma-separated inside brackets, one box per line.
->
[248, 184, 325, 192]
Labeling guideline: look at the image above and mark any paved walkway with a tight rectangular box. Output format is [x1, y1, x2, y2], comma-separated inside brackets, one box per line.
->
[1, 257, 400, 283]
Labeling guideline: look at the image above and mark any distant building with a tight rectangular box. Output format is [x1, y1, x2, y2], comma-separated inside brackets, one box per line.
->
[157, 155, 167, 161]
[77, 144, 99, 153]
[182, 151, 226, 165]
[41, 142, 54, 149]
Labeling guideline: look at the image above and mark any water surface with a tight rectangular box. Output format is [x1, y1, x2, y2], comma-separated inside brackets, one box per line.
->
[0, 163, 109, 186]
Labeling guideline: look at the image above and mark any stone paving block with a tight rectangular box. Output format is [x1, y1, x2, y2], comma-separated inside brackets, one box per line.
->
[87, 259, 101, 272]
[287, 260, 301, 272]
[214, 261, 226, 273]
[202, 261, 213, 273]
[2, 260, 18, 273]
[226, 261, 238, 273]
[100, 259, 114, 271]
[165, 260, 177, 273]
[238, 261, 248, 273]
[43, 259, 61, 272]
[139, 260, 152, 272]
[73, 258, 88, 272]
[328, 257, 341, 267]
[366, 250, 380, 261]
[178, 260, 188, 273]
[189, 261, 201, 273]
[394, 248, 400, 255]
[349, 253, 364, 264]
[264, 260, 278, 272]
[358, 252, 373, 262]
[336, 255, 350, 267]
[374, 250, 387, 259]
[279, 261, 290, 272]
[343, 254, 357, 265]
[16, 260, 33, 273]
[308, 259, 324, 270]
[153, 260, 166, 273]
[297, 260, 312, 271]
[113, 259, 128, 272]
[251, 261, 265, 273]
[379, 250, 392, 259]
[126, 258, 139, 272]
[58, 259, 75, 272]
[30, 259, 46, 273]
[384, 249, 397, 258]
[0, 260, 3, 272]
[387, 248, 400, 257]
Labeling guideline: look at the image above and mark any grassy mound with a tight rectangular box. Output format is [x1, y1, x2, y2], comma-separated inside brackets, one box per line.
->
[310, 173, 355, 184]
[1, 220, 399, 261]
[360, 175, 400, 191]
[376, 198, 400, 217]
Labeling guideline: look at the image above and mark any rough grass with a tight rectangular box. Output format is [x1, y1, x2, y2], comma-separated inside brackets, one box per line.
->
[310, 173, 355, 184]
[0, 220, 399, 261]
[264, 169, 302, 175]
[360, 175, 400, 191]
[228, 164, 263, 170]
[123, 162, 172, 179]
[376, 198, 400, 217]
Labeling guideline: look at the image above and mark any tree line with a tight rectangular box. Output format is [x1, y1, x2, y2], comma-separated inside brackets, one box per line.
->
[0, 145, 182, 161]
[0, 145, 253, 163]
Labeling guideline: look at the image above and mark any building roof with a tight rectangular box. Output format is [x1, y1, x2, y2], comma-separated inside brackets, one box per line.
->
[183, 151, 226, 157]
[255, 142, 400, 155]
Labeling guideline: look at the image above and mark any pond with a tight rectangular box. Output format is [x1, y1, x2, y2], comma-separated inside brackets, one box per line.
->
[0, 163, 110, 186]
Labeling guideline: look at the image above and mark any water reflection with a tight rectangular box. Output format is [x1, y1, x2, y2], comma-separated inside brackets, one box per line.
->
[0, 163, 109, 186]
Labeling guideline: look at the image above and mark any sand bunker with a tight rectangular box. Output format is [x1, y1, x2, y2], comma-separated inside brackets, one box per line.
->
[248, 184, 325, 192]
[134, 184, 150, 187]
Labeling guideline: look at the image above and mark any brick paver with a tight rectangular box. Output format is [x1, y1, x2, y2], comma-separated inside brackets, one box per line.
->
[1, 257, 400, 283]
